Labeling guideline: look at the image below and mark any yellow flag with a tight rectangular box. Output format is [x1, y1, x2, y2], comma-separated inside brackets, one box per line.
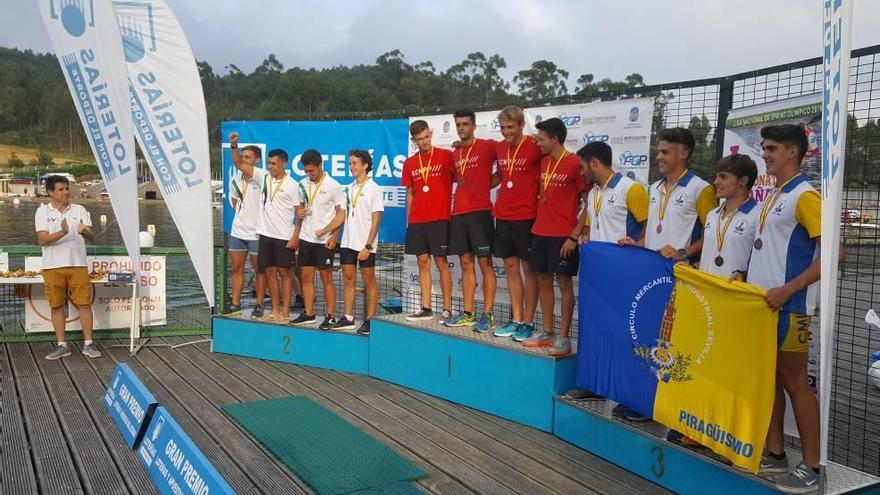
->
[652, 265, 777, 473]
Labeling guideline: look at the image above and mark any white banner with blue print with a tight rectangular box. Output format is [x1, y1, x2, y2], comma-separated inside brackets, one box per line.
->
[39, 0, 140, 276]
[112, 0, 214, 306]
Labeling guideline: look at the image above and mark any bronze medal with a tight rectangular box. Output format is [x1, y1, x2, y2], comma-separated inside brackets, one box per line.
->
[714, 255, 724, 267]
[754, 238, 763, 250]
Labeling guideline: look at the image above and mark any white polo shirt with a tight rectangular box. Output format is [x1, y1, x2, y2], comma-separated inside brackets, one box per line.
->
[256, 173, 299, 241]
[341, 178, 385, 253]
[747, 175, 820, 315]
[296, 173, 345, 245]
[34, 203, 92, 269]
[700, 198, 759, 279]
[230, 168, 267, 241]
[645, 170, 717, 251]
[585, 172, 649, 243]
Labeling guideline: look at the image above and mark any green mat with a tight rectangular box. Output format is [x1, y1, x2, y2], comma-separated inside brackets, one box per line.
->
[223, 396, 427, 495]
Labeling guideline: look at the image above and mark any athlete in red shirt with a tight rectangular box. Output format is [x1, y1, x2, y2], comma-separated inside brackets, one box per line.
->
[401, 120, 454, 322]
[491, 106, 543, 343]
[443, 110, 499, 332]
[522, 117, 589, 356]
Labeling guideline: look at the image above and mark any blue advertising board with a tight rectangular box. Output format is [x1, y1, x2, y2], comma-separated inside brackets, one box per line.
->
[220, 119, 409, 243]
[137, 406, 235, 495]
[103, 363, 158, 449]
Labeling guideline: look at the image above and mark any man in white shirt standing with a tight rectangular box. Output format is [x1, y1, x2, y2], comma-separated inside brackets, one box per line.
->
[36, 175, 101, 360]
[226, 133, 267, 317]
[318, 150, 384, 334]
[254, 148, 299, 323]
[290, 149, 346, 329]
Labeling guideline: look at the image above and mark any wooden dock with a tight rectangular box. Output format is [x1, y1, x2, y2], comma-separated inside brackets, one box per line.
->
[0, 336, 672, 495]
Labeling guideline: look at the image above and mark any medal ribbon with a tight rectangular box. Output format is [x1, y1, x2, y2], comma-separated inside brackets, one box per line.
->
[307, 173, 326, 207]
[457, 140, 476, 179]
[593, 172, 618, 218]
[758, 174, 799, 234]
[658, 169, 689, 221]
[505, 137, 525, 182]
[541, 150, 567, 199]
[417, 148, 435, 188]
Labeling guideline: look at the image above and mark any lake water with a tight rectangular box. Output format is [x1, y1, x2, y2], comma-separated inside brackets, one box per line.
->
[0, 202, 225, 247]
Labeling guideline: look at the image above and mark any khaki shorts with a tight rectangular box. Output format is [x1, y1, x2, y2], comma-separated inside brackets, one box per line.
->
[43, 267, 91, 308]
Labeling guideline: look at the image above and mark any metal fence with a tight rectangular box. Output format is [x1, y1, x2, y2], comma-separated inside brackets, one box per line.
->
[0, 246, 216, 342]
[211, 43, 880, 475]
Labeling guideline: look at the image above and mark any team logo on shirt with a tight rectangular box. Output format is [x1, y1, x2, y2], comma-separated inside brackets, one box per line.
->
[734, 219, 747, 234]
[773, 200, 787, 214]
[606, 194, 618, 205]
[675, 193, 686, 206]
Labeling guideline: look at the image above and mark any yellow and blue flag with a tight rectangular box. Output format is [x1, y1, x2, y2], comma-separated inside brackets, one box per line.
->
[577, 242, 777, 472]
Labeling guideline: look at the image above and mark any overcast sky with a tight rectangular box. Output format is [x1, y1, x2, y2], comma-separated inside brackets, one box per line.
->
[4, 0, 880, 88]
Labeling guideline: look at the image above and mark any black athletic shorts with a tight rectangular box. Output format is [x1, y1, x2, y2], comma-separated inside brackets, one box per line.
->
[529, 235, 579, 276]
[297, 240, 334, 269]
[449, 210, 494, 257]
[493, 218, 534, 260]
[257, 235, 295, 270]
[405, 221, 449, 257]
[340, 248, 376, 268]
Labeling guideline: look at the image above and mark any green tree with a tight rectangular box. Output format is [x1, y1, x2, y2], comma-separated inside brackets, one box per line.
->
[514, 60, 569, 100]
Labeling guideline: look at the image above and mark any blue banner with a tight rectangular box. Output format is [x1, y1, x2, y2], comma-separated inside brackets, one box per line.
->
[103, 363, 158, 449]
[138, 406, 235, 495]
[577, 242, 675, 417]
[221, 120, 409, 243]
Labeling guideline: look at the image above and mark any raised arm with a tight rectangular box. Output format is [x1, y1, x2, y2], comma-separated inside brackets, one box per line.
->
[229, 132, 255, 178]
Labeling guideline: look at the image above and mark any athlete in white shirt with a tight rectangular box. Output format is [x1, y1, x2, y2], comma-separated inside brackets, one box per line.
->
[620, 128, 717, 264]
[290, 149, 346, 329]
[226, 133, 267, 316]
[36, 175, 101, 360]
[735, 125, 830, 492]
[318, 150, 384, 334]
[253, 148, 299, 323]
[699, 154, 759, 279]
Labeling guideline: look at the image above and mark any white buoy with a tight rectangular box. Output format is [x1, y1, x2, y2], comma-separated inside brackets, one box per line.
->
[139, 231, 155, 248]
[12, 198, 21, 205]
[100, 214, 107, 225]
[147, 224, 156, 237]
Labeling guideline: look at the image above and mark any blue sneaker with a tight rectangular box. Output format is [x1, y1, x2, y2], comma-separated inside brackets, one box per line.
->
[473, 313, 494, 333]
[512, 322, 535, 342]
[493, 321, 519, 338]
[443, 312, 476, 327]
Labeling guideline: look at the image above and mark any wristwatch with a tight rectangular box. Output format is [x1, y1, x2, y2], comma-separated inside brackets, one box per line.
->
[364, 243, 373, 250]
[677, 248, 688, 261]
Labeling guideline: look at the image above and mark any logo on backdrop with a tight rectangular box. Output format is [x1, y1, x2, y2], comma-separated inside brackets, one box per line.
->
[490, 119, 500, 130]
[559, 113, 582, 129]
[619, 151, 649, 167]
[50, 0, 96, 37]
[629, 106, 640, 122]
[583, 131, 610, 144]
[442, 121, 451, 133]
[114, 1, 157, 63]
[534, 114, 544, 124]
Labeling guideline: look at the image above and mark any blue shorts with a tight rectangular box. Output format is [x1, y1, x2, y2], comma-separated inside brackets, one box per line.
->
[229, 236, 259, 254]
